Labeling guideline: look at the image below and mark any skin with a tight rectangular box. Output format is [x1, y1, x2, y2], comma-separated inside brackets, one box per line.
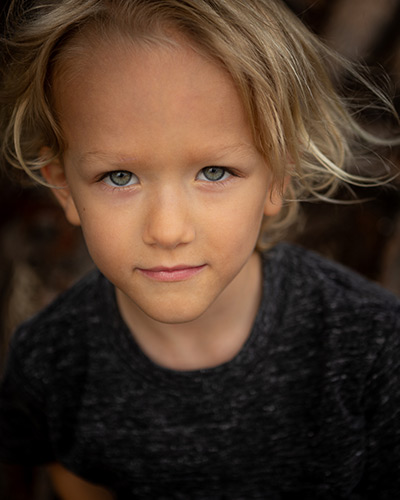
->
[42, 35, 286, 497]
[46, 464, 113, 500]
[43, 36, 285, 370]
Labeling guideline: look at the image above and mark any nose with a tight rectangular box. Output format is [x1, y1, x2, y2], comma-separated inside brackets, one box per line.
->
[142, 186, 195, 249]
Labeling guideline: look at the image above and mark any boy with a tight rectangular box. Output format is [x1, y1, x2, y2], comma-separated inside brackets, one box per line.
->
[1, 0, 399, 498]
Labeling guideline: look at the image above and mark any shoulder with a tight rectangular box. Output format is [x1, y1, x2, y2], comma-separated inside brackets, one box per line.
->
[261, 243, 400, 401]
[262, 243, 400, 355]
[13, 268, 106, 340]
[6, 269, 112, 390]
[265, 242, 400, 313]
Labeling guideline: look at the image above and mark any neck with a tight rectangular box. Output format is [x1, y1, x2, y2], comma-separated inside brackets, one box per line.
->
[116, 252, 263, 371]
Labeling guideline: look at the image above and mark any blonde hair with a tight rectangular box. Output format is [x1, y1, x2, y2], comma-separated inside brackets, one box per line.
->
[1, 0, 398, 247]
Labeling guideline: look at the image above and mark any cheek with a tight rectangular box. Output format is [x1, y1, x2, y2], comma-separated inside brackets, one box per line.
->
[76, 208, 128, 264]
[207, 195, 266, 253]
[233, 191, 268, 230]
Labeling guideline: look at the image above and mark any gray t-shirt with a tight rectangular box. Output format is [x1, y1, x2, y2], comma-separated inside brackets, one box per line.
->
[1, 243, 400, 499]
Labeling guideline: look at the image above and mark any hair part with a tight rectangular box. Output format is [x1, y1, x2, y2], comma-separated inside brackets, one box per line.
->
[1, 0, 399, 247]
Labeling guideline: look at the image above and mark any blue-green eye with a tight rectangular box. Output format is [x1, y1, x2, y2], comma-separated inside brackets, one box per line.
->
[198, 167, 230, 182]
[103, 171, 138, 187]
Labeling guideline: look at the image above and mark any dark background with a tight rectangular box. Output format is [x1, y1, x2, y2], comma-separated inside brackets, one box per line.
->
[1, 0, 400, 498]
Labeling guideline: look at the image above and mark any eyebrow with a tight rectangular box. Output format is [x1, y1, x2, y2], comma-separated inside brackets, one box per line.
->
[78, 142, 257, 166]
[78, 151, 138, 166]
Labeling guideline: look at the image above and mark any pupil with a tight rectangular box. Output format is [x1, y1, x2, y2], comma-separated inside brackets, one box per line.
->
[204, 167, 224, 181]
[110, 171, 131, 186]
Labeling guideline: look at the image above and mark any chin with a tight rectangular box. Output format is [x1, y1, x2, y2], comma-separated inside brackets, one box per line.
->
[117, 287, 217, 326]
[133, 296, 210, 325]
[144, 307, 207, 325]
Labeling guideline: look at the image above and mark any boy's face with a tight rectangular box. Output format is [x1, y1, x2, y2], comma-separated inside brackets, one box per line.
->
[45, 36, 284, 325]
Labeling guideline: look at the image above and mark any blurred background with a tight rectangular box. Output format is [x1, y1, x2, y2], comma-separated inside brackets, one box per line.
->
[1, 0, 400, 498]
[283, 0, 400, 295]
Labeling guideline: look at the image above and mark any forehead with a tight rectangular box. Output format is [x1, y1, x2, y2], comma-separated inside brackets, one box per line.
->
[52, 34, 255, 159]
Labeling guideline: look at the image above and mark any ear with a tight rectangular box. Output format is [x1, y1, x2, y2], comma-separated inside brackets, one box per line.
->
[40, 149, 81, 227]
[263, 175, 290, 217]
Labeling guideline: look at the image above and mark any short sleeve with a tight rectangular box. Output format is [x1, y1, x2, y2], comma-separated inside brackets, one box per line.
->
[0, 336, 54, 465]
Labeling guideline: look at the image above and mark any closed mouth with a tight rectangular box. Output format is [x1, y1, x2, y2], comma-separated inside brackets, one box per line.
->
[137, 264, 206, 282]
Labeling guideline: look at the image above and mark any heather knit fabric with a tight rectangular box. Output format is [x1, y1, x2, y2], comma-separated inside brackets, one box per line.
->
[1, 243, 399, 499]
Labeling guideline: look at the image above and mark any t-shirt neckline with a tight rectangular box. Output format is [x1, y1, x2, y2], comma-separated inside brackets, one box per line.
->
[100, 247, 283, 389]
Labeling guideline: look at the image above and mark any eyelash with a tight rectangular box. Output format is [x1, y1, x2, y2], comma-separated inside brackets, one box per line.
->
[98, 167, 239, 189]
[100, 171, 139, 188]
[196, 166, 234, 183]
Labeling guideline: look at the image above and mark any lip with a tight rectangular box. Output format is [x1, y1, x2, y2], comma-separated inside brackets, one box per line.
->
[137, 264, 206, 282]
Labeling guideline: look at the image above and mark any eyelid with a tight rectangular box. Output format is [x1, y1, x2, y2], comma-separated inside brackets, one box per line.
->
[96, 166, 242, 189]
[196, 166, 236, 182]
[99, 170, 139, 188]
